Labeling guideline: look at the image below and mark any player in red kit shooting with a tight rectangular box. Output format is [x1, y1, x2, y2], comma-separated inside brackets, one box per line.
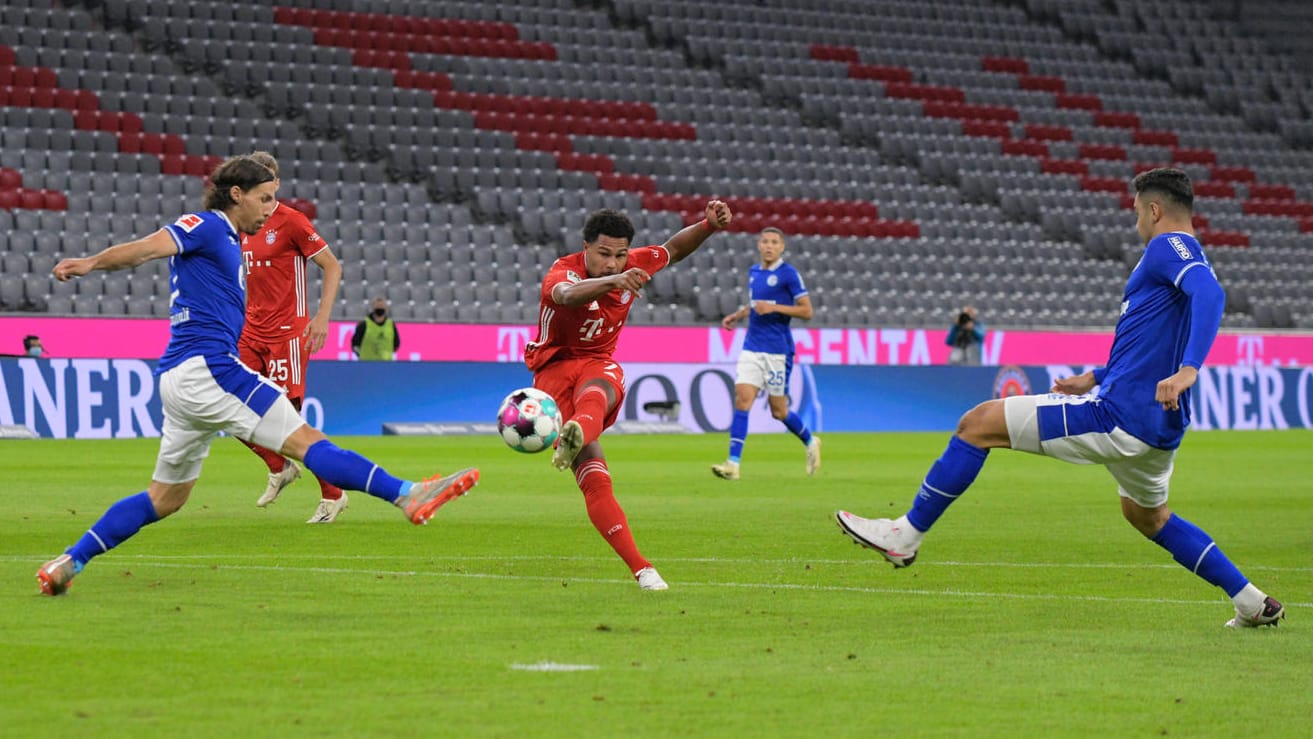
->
[526, 200, 732, 590]
[238, 152, 347, 522]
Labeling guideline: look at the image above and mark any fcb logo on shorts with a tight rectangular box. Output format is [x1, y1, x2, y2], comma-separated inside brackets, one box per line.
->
[265, 230, 276, 245]
[992, 365, 1032, 398]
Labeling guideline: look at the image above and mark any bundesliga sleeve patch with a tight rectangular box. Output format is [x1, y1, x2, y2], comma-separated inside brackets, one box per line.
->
[173, 214, 204, 232]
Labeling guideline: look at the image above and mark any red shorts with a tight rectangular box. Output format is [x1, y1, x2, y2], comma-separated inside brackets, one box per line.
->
[533, 356, 626, 431]
[238, 332, 308, 400]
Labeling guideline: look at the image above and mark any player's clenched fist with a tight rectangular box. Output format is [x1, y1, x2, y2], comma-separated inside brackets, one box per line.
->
[705, 200, 732, 230]
[53, 258, 91, 282]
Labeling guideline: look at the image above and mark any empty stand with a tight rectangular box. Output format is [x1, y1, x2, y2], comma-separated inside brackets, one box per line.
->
[2, 0, 1311, 330]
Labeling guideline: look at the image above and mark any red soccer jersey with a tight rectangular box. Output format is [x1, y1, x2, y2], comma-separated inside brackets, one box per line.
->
[240, 202, 329, 342]
[525, 246, 671, 372]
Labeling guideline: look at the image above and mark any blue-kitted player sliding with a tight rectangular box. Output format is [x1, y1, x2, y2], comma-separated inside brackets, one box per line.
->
[837, 168, 1283, 628]
[37, 156, 479, 596]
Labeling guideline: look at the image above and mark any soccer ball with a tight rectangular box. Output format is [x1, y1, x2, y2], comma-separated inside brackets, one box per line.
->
[497, 387, 562, 453]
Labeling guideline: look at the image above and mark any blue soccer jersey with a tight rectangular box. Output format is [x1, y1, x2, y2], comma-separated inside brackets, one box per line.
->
[157, 210, 248, 372]
[1096, 231, 1225, 449]
[743, 261, 808, 355]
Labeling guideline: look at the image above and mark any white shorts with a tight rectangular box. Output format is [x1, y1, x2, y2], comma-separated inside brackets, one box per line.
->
[153, 354, 305, 483]
[734, 350, 792, 397]
[1003, 393, 1176, 508]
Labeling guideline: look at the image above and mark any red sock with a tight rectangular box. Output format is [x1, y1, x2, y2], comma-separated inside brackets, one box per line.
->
[576, 459, 650, 574]
[318, 477, 344, 501]
[572, 385, 609, 446]
[241, 438, 286, 473]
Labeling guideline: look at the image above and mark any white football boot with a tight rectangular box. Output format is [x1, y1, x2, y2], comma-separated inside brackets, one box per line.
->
[805, 437, 822, 476]
[835, 511, 920, 568]
[306, 493, 349, 524]
[1225, 596, 1285, 628]
[551, 420, 585, 471]
[256, 460, 301, 507]
[635, 566, 669, 591]
[710, 461, 740, 480]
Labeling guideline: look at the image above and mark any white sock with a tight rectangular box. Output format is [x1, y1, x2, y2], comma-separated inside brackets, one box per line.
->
[1231, 583, 1266, 616]
[893, 515, 924, 546]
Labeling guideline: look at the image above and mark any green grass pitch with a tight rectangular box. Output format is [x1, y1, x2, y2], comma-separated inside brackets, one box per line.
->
[2, 430, 1309, 737]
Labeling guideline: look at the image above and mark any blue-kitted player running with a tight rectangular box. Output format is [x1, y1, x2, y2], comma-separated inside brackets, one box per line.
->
[711, 227, 820, 481]
[37, 156, 479, 596]
[836, 168, 1283, 628]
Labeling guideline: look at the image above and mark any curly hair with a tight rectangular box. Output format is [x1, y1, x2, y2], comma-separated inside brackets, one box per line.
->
[582, 208, 635, 244]
[203, 156, 276, 211]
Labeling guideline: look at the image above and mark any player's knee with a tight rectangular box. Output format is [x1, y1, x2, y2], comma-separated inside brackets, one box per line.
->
[1121, 497, 1169, 537]
[956, 400, 1008, 447]
[147, 481, 193, 517]
[279, 424, 324, 461]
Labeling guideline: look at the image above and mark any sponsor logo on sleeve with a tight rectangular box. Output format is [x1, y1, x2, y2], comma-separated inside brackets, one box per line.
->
[173, 214, 204, 232]
[1168, 235, 1192, 260]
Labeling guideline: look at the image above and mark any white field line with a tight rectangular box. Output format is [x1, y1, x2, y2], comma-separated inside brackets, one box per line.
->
[3, 552, 1311, 574]
[5, 556, 1308, 609]
[510, 662, 599, 672]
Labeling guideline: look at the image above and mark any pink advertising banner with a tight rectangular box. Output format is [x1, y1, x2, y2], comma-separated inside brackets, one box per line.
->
[2, 317, 1311, 367]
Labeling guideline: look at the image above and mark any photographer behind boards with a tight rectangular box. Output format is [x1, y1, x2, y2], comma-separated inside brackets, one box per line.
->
[946, 305, 985, 365]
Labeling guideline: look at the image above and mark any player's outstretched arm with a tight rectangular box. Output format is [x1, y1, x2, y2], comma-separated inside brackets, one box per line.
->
[664, 200, 732, 264]
[52, 229, 178, 281]
[552, 268, 649, 307]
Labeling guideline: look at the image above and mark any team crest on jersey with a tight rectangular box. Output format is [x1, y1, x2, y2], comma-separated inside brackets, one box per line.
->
[265, 230, 277, 245]
[173, 214, 203, 232]
[992, 365, 1032, 399]
[620, 290, 632, 305]
[767, 275, 779, 287]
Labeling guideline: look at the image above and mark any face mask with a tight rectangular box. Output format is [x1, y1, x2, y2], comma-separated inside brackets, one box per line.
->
[27, 347, 42, 357]
[373, 309, 387, 318]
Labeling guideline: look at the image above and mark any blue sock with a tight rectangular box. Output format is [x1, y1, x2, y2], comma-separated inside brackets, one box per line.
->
[303, 440, 408, 503]
[727, 409, 749, 464]
[906, 436, 989, 532]
[66, 491, 159, 567]
[1151, 514, 1249, 597]
[782, 411, 813, 445]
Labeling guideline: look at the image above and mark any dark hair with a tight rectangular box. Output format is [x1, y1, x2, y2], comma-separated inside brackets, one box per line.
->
[204, 156, 276, 211]
[248, 150, 280, 178]
[23, 335, 40, 350]
[760, 227, 786, 242]
[1132, 167, 1193, 212]
[582, 208, 635, 244]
